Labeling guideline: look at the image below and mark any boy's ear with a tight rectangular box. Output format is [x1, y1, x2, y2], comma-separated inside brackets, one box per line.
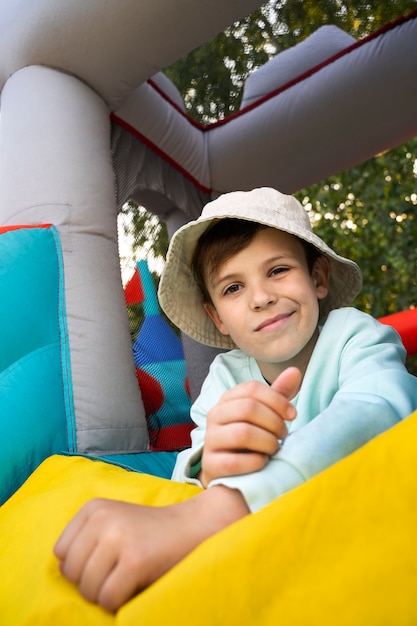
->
[313, 256, 331, 300]
[203, 302, 230, 336]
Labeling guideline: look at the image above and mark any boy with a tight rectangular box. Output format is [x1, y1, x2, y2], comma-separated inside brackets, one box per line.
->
[54, 188, 417, 611]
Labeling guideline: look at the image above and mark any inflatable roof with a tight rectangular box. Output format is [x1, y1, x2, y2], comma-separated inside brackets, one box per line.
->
[0, 2, 416, 496]
[1, 3, 417, 218]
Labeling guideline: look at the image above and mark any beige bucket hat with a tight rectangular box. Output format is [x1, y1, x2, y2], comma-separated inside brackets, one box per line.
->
[158, 187, 362, 350]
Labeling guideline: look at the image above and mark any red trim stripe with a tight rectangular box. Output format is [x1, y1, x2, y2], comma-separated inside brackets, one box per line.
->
[0, 224, 52, 234]
[147, 78, 206, 131]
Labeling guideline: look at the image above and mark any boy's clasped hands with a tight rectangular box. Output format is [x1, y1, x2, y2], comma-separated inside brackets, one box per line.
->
[53, 366, 300, 612]
[200, 366, 300, 485]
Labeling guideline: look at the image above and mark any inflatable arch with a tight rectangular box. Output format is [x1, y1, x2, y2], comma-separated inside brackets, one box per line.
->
[0, 2, 417, 503]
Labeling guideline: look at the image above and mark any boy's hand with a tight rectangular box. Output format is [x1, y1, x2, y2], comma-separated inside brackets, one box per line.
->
[54, 486, 249, 612]
[200, 367, 301, 486]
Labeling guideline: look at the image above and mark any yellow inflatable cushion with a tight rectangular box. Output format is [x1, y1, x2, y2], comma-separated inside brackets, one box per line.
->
[1, 411, 416, 625]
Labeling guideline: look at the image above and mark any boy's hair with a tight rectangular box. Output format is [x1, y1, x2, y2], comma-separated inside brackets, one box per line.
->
[191, 218, 321, 304]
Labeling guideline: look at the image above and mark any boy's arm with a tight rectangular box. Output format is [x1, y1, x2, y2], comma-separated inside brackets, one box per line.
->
[208, 310, 417, 512]
[54, 485, 249, 613]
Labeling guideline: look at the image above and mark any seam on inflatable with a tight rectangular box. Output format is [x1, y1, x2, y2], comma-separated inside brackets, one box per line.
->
[50, 226, 77, 453]
[110, 113, 212, 195]
[58, 452, 138, 474]
[0, 341, 62, 376]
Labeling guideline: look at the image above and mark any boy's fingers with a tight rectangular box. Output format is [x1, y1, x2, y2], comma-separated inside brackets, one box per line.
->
[54, 508, 88, 559]
[206, 419, 283, 455]
[201, 451, 270, 485]
[54, 499, 105, 560]
[271, 367, 302, 401]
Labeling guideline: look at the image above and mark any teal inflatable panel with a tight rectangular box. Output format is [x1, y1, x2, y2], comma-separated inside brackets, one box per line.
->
[0, 226, 74, 504]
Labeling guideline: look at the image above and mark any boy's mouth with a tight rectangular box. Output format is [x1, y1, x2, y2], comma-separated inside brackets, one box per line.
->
[255, 312, 293, 332]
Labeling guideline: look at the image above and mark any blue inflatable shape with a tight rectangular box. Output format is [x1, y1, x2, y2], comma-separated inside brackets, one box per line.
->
[0, 226, 74, 504]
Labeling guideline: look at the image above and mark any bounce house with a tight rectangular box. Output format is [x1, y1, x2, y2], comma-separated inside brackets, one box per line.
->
[0, 1, 417, 623]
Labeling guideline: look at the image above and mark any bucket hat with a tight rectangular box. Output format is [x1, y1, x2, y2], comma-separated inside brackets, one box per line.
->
[158, 187, 362, 350]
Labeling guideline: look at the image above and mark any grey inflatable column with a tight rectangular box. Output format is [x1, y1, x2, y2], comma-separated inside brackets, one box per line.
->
[0, 66, 148, 453]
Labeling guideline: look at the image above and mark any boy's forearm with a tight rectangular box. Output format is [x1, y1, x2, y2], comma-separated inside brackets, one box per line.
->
[54, 486, 251, 612]
[177, 485, 250, 540]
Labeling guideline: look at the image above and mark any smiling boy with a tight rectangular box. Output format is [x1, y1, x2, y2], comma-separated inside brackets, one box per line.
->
[55, 188, 417, 611]
[162, 187, 417, 505]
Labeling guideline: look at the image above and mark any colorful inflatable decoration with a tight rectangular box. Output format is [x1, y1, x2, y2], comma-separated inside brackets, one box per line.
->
[127, 260, 192, 450]
[0, 1, 417, 620]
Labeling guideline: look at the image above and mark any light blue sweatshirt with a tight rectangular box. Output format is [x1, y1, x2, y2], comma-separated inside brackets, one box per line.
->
[172, 308, 417, 511]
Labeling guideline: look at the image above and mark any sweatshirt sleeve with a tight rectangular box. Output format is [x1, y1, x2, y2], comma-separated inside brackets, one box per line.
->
[209, 309, 417, 512]
[170, 415, 205, 487]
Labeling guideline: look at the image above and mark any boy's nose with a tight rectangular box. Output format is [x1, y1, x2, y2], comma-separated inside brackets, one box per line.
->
[250, 285, 277, 310]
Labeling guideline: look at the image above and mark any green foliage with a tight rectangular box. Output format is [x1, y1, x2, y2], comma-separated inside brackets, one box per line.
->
[127, 302, 144, 344]
[277, 0, 417, 41]
[297, 140, 417, 318]
[120, 201, 169, 262]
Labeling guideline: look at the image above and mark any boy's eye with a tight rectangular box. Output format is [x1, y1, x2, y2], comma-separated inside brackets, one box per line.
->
[270, 266, 289, 277]
[223, 283, 241, 296]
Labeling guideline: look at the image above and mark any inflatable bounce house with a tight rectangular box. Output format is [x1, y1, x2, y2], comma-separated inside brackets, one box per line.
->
[0, 1, 417, 623]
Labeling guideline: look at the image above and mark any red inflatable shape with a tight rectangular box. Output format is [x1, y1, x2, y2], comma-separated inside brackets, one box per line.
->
[379, 309, 417, 356]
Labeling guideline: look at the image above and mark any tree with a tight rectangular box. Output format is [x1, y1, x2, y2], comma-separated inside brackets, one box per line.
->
[297, 140, 417, 318]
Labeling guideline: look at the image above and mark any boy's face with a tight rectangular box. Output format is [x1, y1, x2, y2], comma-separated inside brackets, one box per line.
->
[204, 227, 330, 382]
